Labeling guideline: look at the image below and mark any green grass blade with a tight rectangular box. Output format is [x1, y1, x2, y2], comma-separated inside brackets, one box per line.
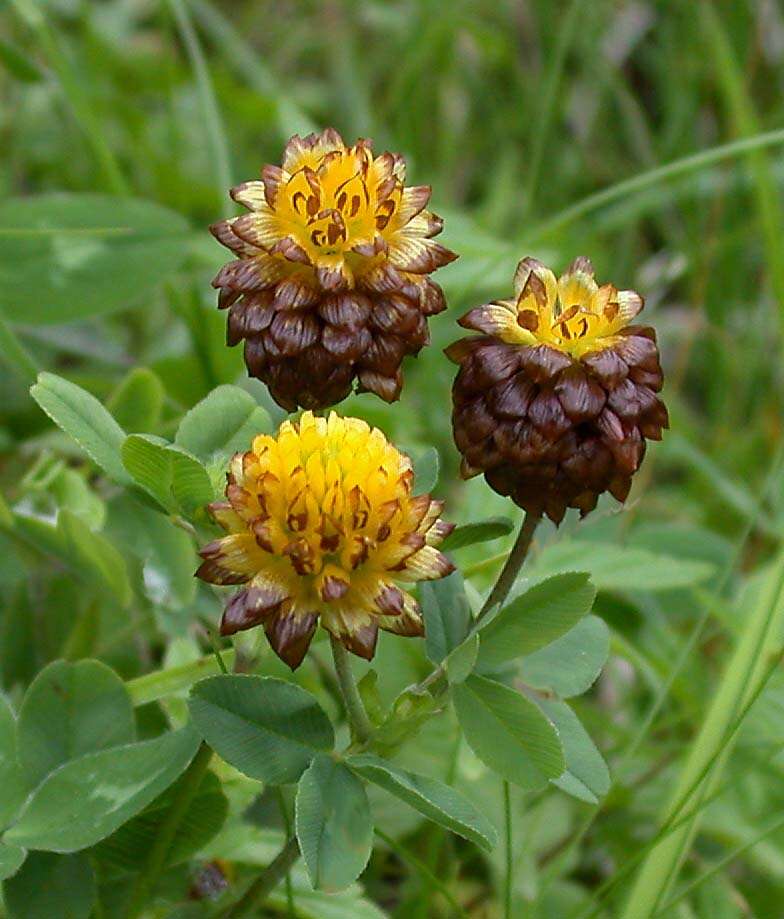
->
[188, 0, 317, 139]
[654, 812, 784, 915]
[374, 828, 468, 919]
[523, 0, 586, 214]
[9, 0, 128, 195]
[574, 647, 784, 919]
[619, 549, 784, 919]
[529, 129, 784, 239]
[700, 0, 784, 339]
[167, 0, 232, 209]
[0, 317, 38, 387]
[544, 443, 784, 915]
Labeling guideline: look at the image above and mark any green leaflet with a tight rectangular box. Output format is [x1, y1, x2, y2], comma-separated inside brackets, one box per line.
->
[5, 727, 200, 852]
[476, 572, 596, 670]
[348, 753, 497, 851]
[295, 755, 373, 891]
[420, 570, 471, 665]
[0, 194, 189, 324]
[441, 517, 515, 551]
[30, 372, 130, 485]
[188, 675, 334, 785]
[453, 675, 564, 790]
[17, 659, 135, 788]
[175, 384, 272, 462]
[121, 434, 214, 515]
[3, 851, 94, 919]
[0, 696, 26, 831]
[520, 615, 610, 698]
[535, 698, 610, 804]
[106, 367, 165, 434]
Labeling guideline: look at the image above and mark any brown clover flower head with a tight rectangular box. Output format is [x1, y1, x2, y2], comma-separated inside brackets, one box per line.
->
[446, 256, 668, 524]
[210, 129, 457, 412]
[196, 412, 455, 668]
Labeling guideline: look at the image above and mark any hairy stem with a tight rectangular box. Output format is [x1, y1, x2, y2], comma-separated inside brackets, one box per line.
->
[503, 780, 513, 919]
[276, 788, 296, 918]
[476, 513, 540, 625]
[218, 836, 301, 919]
[124, 742, 213, 919]
[330, 633, 373, 743]
[126, 649, 237, 707]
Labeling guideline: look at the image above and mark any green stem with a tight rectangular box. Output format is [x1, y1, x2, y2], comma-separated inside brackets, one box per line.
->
[218, 836, 300, 919]
[330, 633, 373, 744]
[208, 631, 229, 674]
[123, 742, 213, 919]
[126, 649, 237, 707]
[503, 780, 513, 919]
[476, 513, 540, 625]
[276, 788, 296, 919]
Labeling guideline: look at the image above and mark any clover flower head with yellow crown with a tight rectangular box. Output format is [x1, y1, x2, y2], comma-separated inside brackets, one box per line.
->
[447, 256, 668, 524]
[196, 412, 454, 668]
[211, 129, 457, 412]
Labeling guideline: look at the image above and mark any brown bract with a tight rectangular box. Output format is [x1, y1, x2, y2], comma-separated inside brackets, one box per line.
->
[210, 129, 457, 411]
[446, 256, 668, 524]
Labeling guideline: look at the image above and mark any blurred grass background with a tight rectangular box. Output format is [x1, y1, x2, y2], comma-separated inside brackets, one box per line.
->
[2, 0, 784, 916]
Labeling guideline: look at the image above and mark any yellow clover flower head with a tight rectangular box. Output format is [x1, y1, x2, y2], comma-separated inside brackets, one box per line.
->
[211, 129, 457, 412]
[196, 412, 455, 668]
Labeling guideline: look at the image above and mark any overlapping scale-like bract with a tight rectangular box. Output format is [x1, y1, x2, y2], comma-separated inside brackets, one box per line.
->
[211, 129, 456, 411]
[447, 257, 668, 524]
[196, 412, 454, 668]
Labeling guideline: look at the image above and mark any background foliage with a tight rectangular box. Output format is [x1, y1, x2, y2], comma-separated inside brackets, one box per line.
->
[1, 0, 784, 916]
